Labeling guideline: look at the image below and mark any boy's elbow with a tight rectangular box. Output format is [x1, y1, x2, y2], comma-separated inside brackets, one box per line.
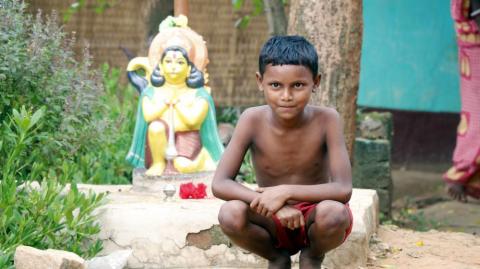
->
[340, 184, 352, 203]
[344, 188, 352, 203]
[211, 179, 225, 199]
[211, 183, 221, 198]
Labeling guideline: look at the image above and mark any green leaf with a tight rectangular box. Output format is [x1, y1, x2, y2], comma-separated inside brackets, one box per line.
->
[252, 0, 264, 16]
[234, 15, 251, 29]
[29, 107, 44, 130]
[232, 0, 244, 10]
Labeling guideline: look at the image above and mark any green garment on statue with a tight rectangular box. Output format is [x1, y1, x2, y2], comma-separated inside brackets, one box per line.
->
[125, 86, 224, 168]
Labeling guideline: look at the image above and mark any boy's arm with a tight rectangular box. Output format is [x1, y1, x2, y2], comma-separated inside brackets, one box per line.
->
[255, 109, 352, 211]
[212, 109, 260, 203]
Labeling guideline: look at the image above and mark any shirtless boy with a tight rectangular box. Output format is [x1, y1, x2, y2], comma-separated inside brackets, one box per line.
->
[212, 36, 353, 269]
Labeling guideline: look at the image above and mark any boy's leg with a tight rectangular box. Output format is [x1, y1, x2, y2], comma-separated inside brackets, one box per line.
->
[218, 200, 291, 269]
[300, 200, 352, 268]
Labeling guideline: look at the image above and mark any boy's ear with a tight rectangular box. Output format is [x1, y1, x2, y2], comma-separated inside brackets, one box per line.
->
[314, 73, 321, 88]
[255, 72, 264, 91]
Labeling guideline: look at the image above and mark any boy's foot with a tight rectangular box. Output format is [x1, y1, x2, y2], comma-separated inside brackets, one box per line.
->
[299, 248, 324, 269]
[268, 251, 291, 269]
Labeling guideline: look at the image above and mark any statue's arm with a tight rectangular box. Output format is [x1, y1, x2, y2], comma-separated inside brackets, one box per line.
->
[174, 98, 209, 128]
[142, 96, 168, 122]
[127, 57, 152, 94]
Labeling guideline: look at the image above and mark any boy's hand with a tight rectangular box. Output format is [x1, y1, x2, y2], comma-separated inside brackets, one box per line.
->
[275, 205, 305, 230]
[250, 186, 289, 217]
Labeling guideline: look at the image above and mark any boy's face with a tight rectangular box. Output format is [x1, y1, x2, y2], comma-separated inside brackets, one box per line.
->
[256, 64, 320, 120]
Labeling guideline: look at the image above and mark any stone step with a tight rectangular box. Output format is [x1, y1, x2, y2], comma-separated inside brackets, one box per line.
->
[81, 185, 378, 269]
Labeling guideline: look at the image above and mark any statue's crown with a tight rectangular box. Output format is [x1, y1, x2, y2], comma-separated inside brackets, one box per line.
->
[148, 15, 208, 71]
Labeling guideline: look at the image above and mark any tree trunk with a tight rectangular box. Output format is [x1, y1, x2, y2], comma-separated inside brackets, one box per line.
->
[263, 0, 288, 36]
[287, 0, 362, 157]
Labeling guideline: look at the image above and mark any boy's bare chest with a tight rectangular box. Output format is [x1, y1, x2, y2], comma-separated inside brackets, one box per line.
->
[251, 127, 328, 184]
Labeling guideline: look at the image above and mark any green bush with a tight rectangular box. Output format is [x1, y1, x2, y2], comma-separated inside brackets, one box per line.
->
[0, 0, 134, 184]
[73, 64, 135, 184]
[0, 107, 105, 268]
[1, 0, 102, 179]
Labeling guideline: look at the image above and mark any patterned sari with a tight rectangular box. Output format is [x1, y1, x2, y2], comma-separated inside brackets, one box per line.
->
[444, 0, 480, 198]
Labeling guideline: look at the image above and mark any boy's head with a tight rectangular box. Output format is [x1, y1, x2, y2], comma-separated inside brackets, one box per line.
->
[258, 35, 319, 79]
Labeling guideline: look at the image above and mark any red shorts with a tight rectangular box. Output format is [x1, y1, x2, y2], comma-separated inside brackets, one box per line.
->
[272, 202, 353, 255]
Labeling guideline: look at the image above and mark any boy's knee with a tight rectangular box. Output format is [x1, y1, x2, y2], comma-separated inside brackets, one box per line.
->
[312, 200, 349, 234]
[218, 200, 249, 234]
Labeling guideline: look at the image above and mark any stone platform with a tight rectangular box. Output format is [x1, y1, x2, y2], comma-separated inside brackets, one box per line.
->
[131, 169, 216, 197]
[77, 184, 378, 269]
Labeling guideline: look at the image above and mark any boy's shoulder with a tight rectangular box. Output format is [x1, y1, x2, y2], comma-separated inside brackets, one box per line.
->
[237, 105, 341, 126]
[308, 105, 341, 123]
[238, 105, 269, 122]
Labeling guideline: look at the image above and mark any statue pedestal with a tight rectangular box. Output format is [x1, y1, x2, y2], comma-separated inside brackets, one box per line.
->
[76, 185, 379, 268]
[132, 168, 215, 199]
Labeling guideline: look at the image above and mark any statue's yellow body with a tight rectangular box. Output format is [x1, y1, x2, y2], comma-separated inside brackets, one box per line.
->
[126, 15, 223, 176]
[135, 51, 215, 175]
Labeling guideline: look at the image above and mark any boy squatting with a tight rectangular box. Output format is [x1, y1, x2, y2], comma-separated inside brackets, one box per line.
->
[212, 36, 353, 269]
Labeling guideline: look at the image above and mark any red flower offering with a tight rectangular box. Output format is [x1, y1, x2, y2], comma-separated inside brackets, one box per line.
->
[179, 182, 207, 199]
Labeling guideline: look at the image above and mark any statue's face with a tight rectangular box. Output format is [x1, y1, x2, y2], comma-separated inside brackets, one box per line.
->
[161, 50, 190, 84]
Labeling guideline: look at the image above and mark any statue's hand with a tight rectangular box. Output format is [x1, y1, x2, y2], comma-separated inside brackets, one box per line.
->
[176, 95, 197, 107]
[164, 98, 179, 106]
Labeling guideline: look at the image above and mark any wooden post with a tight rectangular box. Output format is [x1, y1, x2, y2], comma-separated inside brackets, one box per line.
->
[174, 0, 189, 16]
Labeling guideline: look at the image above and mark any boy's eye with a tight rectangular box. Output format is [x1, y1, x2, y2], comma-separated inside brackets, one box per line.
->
[293, 83, 304, 88]
[270, 83, 280, 88]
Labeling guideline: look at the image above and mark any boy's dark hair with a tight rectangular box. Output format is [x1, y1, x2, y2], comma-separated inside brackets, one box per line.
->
[258, 35, 318, 78]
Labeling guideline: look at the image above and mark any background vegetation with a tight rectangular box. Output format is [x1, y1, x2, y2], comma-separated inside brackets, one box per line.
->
[0, 0, 134, 185]
[0, 0, 136, 266]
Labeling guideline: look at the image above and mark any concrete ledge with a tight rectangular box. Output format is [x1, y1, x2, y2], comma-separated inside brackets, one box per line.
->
[131, 169, 215, 197]
[85, 186, 378, 269]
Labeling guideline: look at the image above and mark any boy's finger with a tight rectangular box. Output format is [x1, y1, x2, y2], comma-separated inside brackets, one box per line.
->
[288, 220, 295, 230]
[293, 218, 300, 229]
[300, 216, 305, 227]
[285, 219, 292, 229]
[255, 204, 263, 214]
[261, 207, 269, 217]
[264, 209, 272, 218]
[250, 198, 259, 209]
[256, 204, 264, 215]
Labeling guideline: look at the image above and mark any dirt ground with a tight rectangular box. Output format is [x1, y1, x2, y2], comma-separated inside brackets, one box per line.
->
[365, 169, 480, 269]
[367, 225, 480, 269]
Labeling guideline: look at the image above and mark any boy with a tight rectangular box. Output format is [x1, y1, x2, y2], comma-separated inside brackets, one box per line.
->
[212, 36, 353, 269]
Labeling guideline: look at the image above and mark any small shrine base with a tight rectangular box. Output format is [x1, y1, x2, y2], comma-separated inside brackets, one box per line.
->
[132, 168, 215, 198]
[76, 183, 379, 269]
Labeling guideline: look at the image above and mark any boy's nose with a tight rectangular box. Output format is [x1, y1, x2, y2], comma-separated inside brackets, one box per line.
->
[281, 89, 293, 101]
